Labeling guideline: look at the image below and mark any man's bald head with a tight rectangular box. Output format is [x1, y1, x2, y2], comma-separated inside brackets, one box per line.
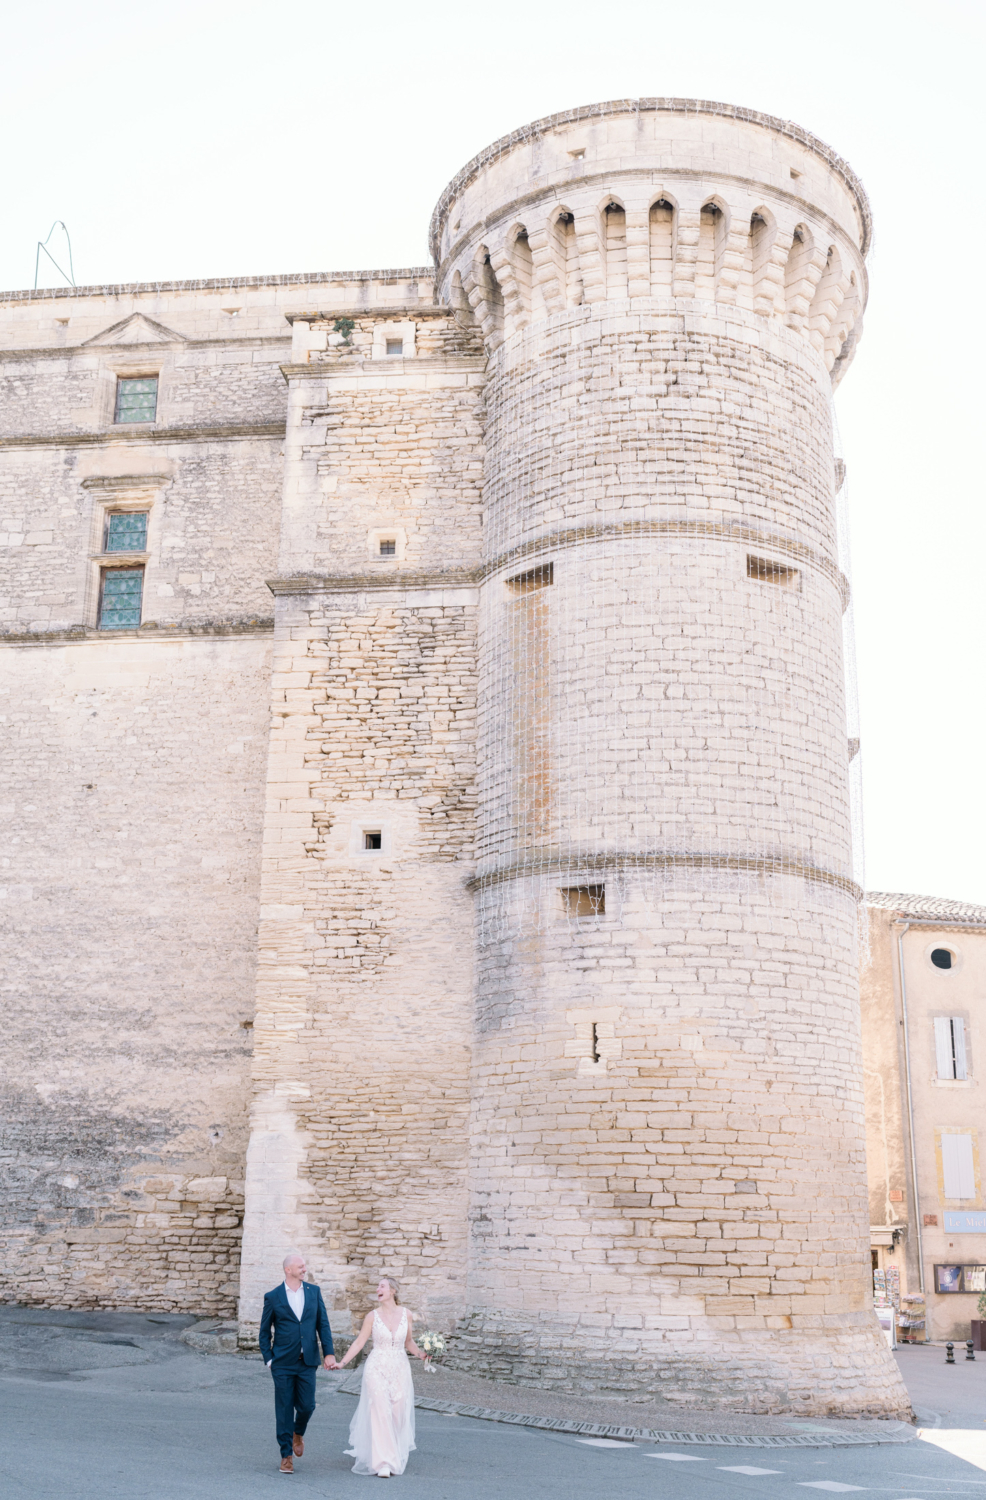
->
[283, 1252, 304, 1272]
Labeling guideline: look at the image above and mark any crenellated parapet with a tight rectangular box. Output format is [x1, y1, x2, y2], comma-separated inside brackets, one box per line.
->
[432, 98, 869, 385]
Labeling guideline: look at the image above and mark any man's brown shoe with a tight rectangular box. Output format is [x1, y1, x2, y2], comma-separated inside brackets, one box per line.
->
[279, 1456, 294, 1474]
[292, 1434, 304, 1458]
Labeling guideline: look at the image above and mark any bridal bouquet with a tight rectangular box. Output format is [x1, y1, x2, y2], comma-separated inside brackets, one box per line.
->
[417, 1331, 446, 1371]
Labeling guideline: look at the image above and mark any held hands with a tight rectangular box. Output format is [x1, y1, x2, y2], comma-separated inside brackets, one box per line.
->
[323, 1356, 339, 1369]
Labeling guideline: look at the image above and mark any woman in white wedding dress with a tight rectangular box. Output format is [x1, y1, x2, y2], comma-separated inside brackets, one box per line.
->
[336, 1277, 430, 1477]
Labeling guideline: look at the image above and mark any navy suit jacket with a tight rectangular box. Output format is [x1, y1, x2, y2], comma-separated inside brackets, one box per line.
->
[259, 1281, 335, 1369]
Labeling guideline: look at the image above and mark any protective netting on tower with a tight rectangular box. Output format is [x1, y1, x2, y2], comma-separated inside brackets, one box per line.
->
[473, 299, 861, 948]
[833, 409, 866, 887]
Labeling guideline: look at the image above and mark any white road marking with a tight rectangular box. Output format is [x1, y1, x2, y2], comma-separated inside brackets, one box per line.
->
[797, 1485, 866, 1493]
[644, 1453, 707, 1461]
[718, 1465, 784, 1475]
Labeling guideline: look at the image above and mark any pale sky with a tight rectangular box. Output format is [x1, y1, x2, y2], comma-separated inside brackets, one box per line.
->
[4, 0, 983, 904]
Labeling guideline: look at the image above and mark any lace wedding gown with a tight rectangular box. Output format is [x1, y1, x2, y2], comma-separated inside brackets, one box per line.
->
[346, 1309, 416, 1476]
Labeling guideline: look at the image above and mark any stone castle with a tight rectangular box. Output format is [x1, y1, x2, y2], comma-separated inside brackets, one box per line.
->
[0, 98, 909, 1414]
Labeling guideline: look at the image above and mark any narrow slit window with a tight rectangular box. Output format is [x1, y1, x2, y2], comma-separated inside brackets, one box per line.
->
[385, 339, 403, 356]
[104, 511, 148, 553]
[379, 539, 396, 556]
[562, 885, 605, 917]
[747, 553, 798, 587]
[114, 376, 158, 423]
[363, 831, 382, 851]
[934, 1017, 968, 1080]
[591, 1022, 600, 1063]
[507, 562, 553, 594]
[98, 568, 144, 630]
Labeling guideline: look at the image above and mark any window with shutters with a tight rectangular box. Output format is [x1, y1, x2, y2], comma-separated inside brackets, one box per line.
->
[941, 1132, 977, 1200]
[934, 1016, 968, 1080]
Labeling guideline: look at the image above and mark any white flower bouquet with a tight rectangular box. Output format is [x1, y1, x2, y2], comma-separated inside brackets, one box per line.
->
[417, 1330, 446, 1371]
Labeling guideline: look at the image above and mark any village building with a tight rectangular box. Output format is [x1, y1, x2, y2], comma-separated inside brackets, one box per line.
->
[863, 894, 986, 1345]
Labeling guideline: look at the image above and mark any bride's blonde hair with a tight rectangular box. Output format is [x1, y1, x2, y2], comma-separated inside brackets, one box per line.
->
[378, 1275, 401, 1305]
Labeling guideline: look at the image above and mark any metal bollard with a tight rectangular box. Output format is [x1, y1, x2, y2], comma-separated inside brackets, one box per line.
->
[967, 1341, 976, 1361]
[946, 1342, 955, 1364]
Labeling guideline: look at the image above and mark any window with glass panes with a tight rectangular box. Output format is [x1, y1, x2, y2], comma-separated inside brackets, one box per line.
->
[99, 569, 144, 629]
[104, 511, 148, 552]
[114, 377, 158, 423]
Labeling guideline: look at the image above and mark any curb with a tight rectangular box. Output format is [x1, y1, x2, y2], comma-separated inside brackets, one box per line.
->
[409, 1397, 917, 1449]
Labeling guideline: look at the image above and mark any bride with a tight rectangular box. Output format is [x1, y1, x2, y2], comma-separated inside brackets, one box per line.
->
[336, 1276, 430, 1477]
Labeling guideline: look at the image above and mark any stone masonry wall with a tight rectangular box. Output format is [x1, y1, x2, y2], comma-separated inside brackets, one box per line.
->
[238, 310, 486, 1338]
[459, 877, 901, 1413]
[0, 635, 271, 1312]
[240, 595, 478, 1336]
[0, 440, 284, 635]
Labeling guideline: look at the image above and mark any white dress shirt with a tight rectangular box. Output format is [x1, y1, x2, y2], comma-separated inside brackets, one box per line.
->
[284, 1280, 306, 1320]
[267, 1279, 307, 1365]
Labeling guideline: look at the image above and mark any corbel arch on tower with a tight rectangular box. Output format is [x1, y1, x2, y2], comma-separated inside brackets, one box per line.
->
[695, 196, 731, 301]
[494, 222, 535, 331]
[543, 206, 583, 311]
[827, 270, 860, 370]
[783, 224, 826, 331]
[571, 198, 608, 304]
[599, 193, 628, 300]
[648, 193, 677, 295]
[808, 243, 851, 362]
[449, 269, 476, 328]
[748, 205, 784, 316]
[464, 244, 505, 348]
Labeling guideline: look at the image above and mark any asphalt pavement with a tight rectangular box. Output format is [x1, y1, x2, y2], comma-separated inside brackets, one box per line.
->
[3, 1306, 986, 1498]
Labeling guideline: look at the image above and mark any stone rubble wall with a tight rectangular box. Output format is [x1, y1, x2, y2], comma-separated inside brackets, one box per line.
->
[238, 313, 485, 1339]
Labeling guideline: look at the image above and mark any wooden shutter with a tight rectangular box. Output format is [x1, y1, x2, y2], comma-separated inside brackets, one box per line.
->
[935, 1016, 955, 1079]
[952, 1018, 968, 1080]
[942, 1133, 976, 1199]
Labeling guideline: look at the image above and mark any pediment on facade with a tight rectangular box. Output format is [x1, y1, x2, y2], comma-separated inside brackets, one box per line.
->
[82, 312, 186, 346]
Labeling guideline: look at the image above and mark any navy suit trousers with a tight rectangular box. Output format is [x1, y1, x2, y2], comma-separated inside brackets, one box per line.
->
[272, 1360, 317, 1457]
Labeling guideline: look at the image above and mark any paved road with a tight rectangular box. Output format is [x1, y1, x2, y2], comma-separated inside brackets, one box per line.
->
[2, 1308, 985, 1498]
[896, 1342, 986, 1427]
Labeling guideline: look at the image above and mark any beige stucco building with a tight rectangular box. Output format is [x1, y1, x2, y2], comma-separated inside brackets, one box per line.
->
[0, 98, 909, 1414]
[863, 893, 986, 1343]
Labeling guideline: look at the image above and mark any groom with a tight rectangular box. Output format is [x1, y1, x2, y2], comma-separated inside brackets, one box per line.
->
[259, 1252, 337, 1474]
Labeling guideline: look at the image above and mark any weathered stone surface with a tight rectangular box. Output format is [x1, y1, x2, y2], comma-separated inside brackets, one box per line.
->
[0, 101, 907, 1415]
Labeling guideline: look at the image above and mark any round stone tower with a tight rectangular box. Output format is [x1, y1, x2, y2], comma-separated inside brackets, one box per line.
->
[432, 100, 908, 1414]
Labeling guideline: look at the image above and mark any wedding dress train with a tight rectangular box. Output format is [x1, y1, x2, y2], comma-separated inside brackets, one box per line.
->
[346, 1309, 416, 1476]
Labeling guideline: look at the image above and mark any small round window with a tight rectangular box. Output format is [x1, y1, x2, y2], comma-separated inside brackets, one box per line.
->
[931, 948, 953, 970]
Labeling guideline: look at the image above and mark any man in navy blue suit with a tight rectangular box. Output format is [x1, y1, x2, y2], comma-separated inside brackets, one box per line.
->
[259, 1252, 337, 1474]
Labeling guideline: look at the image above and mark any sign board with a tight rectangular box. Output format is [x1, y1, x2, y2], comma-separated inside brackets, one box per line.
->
[944, 1211, 986, 1233]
